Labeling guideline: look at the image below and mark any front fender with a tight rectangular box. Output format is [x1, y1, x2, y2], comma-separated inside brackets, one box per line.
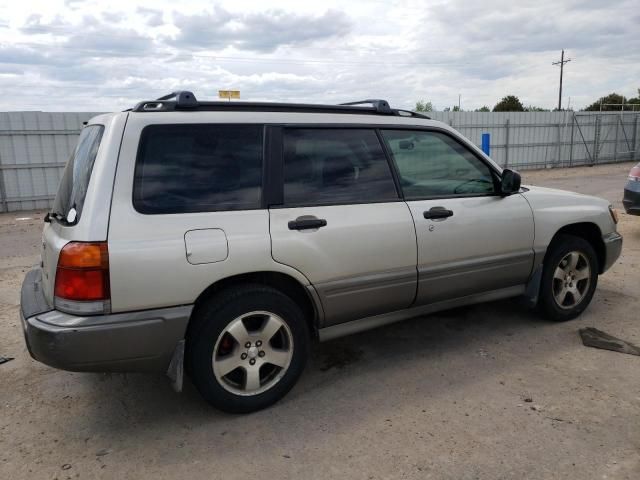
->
[521, 186, 616, 252]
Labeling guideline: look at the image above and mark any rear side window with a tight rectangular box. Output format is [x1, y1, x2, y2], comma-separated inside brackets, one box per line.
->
[52, 125, 104, 224]
[133, 124, 263, 214]
[282, 128, 398, 206]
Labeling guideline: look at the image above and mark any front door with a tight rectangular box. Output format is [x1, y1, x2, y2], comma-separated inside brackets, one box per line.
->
[269, 127, 417, 326]
[380, 128, 535, 305]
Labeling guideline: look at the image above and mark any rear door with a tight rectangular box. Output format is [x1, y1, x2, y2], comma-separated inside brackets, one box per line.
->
[380, 128, 535, 305]
[269, 127, 417, 327]
[108, 119, 271, 313]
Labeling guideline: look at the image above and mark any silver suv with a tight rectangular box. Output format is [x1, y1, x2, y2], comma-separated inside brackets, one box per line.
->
[20, 92, 623, 412]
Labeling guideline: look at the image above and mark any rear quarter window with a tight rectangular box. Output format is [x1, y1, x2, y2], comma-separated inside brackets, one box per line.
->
[133, 124, 263, 214]
[52, 125, 104, 224]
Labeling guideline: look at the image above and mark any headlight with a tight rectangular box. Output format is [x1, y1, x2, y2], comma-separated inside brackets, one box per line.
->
[609, 205, 619, 224]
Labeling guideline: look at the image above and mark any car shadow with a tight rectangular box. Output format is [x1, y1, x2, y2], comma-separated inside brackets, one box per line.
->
[67, 296, 566, 439]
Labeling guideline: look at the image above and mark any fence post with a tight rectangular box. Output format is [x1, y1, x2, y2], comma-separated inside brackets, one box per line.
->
[569, 114, 575, 166]
[633, 115, 639, 161]
[593, 115, 601, 165]
[613, 115, 620, 163]
[556, 123, 562, 166]
[481, 133, 490, 156]
[504, 119, 510, 168]
[0, 150, 7, 213]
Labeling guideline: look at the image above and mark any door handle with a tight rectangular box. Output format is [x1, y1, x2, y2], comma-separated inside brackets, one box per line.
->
[423, 207, 454, 220]
[288, 216, 328, 231]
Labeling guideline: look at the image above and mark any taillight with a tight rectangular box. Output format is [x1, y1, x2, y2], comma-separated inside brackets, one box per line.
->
[629, 165, 640, 181]
[54, 242, 110, 314]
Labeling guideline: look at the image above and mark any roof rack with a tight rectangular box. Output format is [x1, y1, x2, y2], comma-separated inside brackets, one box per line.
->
[339, 99, 393, 114]
[130, 91, 430, 119]
[155, 91, 198, 107]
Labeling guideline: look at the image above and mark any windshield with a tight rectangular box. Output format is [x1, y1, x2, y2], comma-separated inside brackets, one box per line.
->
[51, 125, 104, 224]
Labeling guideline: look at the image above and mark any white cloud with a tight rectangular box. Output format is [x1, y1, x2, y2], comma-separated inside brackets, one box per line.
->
[0, 0, 637, 111]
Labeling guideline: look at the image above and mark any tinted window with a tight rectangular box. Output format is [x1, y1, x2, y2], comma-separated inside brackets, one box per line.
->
[52, 125, 103, 223]
[381, 130, 495, 199]
[134, 124, 263, 214]
[283, 129, 398, 206]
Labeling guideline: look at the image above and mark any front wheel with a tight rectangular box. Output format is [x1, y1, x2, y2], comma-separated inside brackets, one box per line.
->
[187, 285, 309, 413]
[538, 234, 598, 321]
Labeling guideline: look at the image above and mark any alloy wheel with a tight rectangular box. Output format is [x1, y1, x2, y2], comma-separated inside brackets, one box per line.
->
[552, 251, 591, 309]
[212, 311, 294, 396]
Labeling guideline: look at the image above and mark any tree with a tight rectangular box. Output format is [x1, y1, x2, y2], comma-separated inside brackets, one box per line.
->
[475, 106, 490, 112]
[584, 93, 626, 111]
[493, 95, 524, 112]
[525, 105, 550, 112]
[583, 91, 640, 111]
[415, 100, 433, 112]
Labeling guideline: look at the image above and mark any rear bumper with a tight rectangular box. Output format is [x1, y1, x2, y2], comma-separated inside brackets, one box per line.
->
[602, 232, 623, 272]
[20, 268, 192, 373]
[623, 181, 640, 215]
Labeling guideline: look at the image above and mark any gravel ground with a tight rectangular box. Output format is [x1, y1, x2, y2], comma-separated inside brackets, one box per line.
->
[1, 161, 639, 480]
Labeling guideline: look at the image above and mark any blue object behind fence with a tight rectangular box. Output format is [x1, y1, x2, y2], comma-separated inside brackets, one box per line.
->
[481, 133, 490, 156]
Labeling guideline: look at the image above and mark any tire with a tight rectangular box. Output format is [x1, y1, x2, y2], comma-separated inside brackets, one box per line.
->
[538, 234, 598, 321]
[186, 284, 309, 413]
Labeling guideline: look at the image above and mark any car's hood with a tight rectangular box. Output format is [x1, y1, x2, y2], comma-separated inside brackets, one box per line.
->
[521, 185, 610, 209]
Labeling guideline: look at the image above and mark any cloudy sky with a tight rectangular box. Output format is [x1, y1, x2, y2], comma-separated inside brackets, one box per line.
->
[0, 0, 638, 112]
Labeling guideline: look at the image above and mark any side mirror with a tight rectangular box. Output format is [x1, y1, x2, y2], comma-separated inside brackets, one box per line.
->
[500, 169, 521, 195]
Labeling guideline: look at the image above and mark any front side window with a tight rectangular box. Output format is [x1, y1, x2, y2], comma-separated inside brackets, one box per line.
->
[283, 128, 398, 206]
[133, 124, 263, 214]
[381, 130, 496, 199]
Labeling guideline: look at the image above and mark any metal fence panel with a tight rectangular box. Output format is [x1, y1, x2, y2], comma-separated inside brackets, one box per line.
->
[429, 111, 639, 170]
[0, 110, 638, 213]
[0, 112, 101, 212]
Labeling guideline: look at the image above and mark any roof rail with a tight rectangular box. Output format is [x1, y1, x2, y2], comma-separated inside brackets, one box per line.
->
[155, 91, 198, 107]
[129, 91, 430, 119]
[339, 99, 393, 114]
[131, 90, 199, 111]
[395, 109, 431, 120]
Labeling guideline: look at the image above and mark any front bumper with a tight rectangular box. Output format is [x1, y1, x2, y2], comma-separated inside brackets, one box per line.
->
[623, 180, 640, 215]
[602, 232, 623, 272]
[20, 268, 192, 373]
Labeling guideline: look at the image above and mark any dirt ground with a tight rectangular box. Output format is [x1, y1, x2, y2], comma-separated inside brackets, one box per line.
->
[1, 161, 639, 480]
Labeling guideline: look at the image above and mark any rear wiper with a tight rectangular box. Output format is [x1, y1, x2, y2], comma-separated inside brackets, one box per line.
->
[45, 204, 78, 226]
[44, 211, 71, 225]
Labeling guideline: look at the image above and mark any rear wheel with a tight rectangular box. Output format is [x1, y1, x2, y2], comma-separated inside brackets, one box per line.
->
[187, 285, 309, 413]
[538, 234, 598, 321]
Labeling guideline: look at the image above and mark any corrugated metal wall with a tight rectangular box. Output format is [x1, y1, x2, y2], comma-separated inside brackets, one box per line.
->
[429, 111, 639, 169]
[0, 110, 638, 212]
[0, 112, 102, 212]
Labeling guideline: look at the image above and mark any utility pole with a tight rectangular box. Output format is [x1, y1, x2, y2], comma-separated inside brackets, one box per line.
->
[552, 49, 571, 110]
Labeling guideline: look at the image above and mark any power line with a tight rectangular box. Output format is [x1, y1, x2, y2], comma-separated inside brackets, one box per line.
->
[552, 49, 571, 110]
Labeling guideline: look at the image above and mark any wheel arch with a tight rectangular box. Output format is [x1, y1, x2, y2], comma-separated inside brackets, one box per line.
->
[187, 271, 322, 341]
[547, 222, 605, 273]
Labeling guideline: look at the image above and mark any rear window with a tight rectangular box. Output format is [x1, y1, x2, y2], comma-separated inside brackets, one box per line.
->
[133, 124, 263, 214]
[52, 125, 104, 224]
